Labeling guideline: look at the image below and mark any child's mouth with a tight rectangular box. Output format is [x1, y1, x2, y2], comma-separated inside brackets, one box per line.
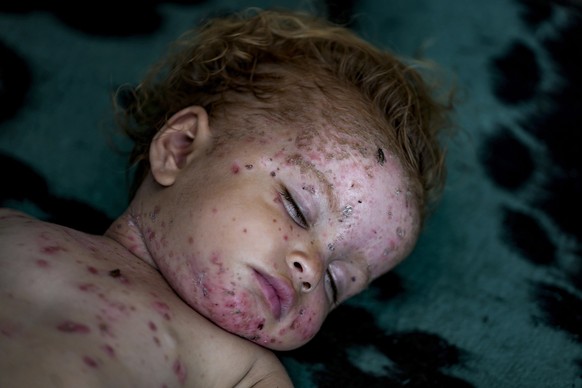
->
[253, 270, 294, 320]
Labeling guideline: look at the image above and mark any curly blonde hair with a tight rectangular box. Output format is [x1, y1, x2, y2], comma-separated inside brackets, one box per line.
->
[116, 8, 452, 221]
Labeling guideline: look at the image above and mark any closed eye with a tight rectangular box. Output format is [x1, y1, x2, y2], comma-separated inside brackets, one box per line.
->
[280, 188, 308, 228]
[326, 268, 338, 305]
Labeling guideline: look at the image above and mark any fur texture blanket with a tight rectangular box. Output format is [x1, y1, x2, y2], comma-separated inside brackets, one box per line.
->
[1, 0, 580, 386]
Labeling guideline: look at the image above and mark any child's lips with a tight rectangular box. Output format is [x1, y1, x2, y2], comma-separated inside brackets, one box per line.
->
[254, 270, 295, 320]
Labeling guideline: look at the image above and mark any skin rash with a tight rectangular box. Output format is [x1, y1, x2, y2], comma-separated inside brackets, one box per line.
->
[106, 110, 421, 351]
[0, 106, 421, 387]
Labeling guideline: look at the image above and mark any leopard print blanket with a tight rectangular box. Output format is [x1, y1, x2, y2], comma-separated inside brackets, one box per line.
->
[1, 0, 580, 386]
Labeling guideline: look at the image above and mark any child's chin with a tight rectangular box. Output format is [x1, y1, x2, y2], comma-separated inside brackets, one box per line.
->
[249, 332, 315, 352]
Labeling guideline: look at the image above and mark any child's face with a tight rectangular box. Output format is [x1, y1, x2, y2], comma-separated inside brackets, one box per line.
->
[146, 112, 420, 350]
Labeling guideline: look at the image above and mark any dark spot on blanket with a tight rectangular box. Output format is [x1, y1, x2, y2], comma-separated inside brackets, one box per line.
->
[0, 39, 31, 123]
[283, 306, 381, 364]
[490, 41, 541, 105]
[0, 153, 49, 204]
[54, 3, 161, 37]
[381, 331, 467, 370]
[0, 153, 112, 234]
[536, 171, 581, 243]
[369, 271, 406, 300]
[0, 1, 211, 37]
[516, 0, 554, 27]
[281, 305, 474, 387]
[520, 16, 582, 242]
[376, 331, 473, 388]
[532, 282, 582, 343]
[483, 7, 582, 374]
[480, 128, 535, 191]
[323, 0, 358, 27]
[570, 256, 582, 293]
[501, 207, 556, 266]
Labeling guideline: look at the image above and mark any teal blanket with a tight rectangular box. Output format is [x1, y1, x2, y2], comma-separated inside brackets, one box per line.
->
[1, 1, 580, 386]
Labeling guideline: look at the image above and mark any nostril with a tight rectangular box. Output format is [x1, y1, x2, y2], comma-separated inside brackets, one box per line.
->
[302, 281, 311, 290]
[293, 262, 303, 273]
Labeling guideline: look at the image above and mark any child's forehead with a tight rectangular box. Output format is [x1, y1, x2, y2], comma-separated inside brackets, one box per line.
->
[219, 85, 388, 147]
[221, 104, 388, 160]
[277, 138, 419, 278]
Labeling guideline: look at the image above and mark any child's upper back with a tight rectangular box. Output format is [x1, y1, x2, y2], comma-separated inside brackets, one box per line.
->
[0, 209, 291, 387]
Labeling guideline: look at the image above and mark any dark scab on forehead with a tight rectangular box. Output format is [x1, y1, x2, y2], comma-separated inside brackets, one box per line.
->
[377, 147, 385, 165]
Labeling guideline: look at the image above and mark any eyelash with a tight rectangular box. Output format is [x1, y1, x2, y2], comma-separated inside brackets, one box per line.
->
[281, 188, 308, 228]
[326, 268, 338, 305]
[280, 188, 338, 304]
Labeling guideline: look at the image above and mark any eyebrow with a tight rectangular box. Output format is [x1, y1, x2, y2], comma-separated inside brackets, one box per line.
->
[286, 153, 338, 212]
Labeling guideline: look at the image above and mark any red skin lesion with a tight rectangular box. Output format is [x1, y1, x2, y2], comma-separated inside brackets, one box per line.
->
[152, 301, 172, 321]
[57, 321, 91, 334]
[0, 320, 21, 337]
[173, 358, 188, 385]
[82, 355, 99, 368]
[150, 205, 161, 221]
[101, 344, 116, 358]
[210, 254, 226, 274]
[41, 245, 66, 255]
[78, 283, 99, 292]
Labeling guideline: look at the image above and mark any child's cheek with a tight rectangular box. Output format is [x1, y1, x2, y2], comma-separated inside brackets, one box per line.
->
[159, 250, 270, 345]
[194, 266, 268, 342]
[191, 255, 323, 350]
[283, 306, 321, 343]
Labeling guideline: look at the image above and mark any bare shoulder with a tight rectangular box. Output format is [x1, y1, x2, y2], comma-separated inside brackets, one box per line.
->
[0, 208, 80, 277]
[0, 207, 30, 218]
[0, 207, 37, 229]
[0, 208, 57, 242]
[0, 208, 57, 274]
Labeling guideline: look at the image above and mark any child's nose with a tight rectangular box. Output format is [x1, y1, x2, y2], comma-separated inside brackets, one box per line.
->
[286, 250, 323, 293]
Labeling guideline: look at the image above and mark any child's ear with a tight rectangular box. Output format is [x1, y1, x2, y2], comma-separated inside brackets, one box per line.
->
[149, 105, 211, 186]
